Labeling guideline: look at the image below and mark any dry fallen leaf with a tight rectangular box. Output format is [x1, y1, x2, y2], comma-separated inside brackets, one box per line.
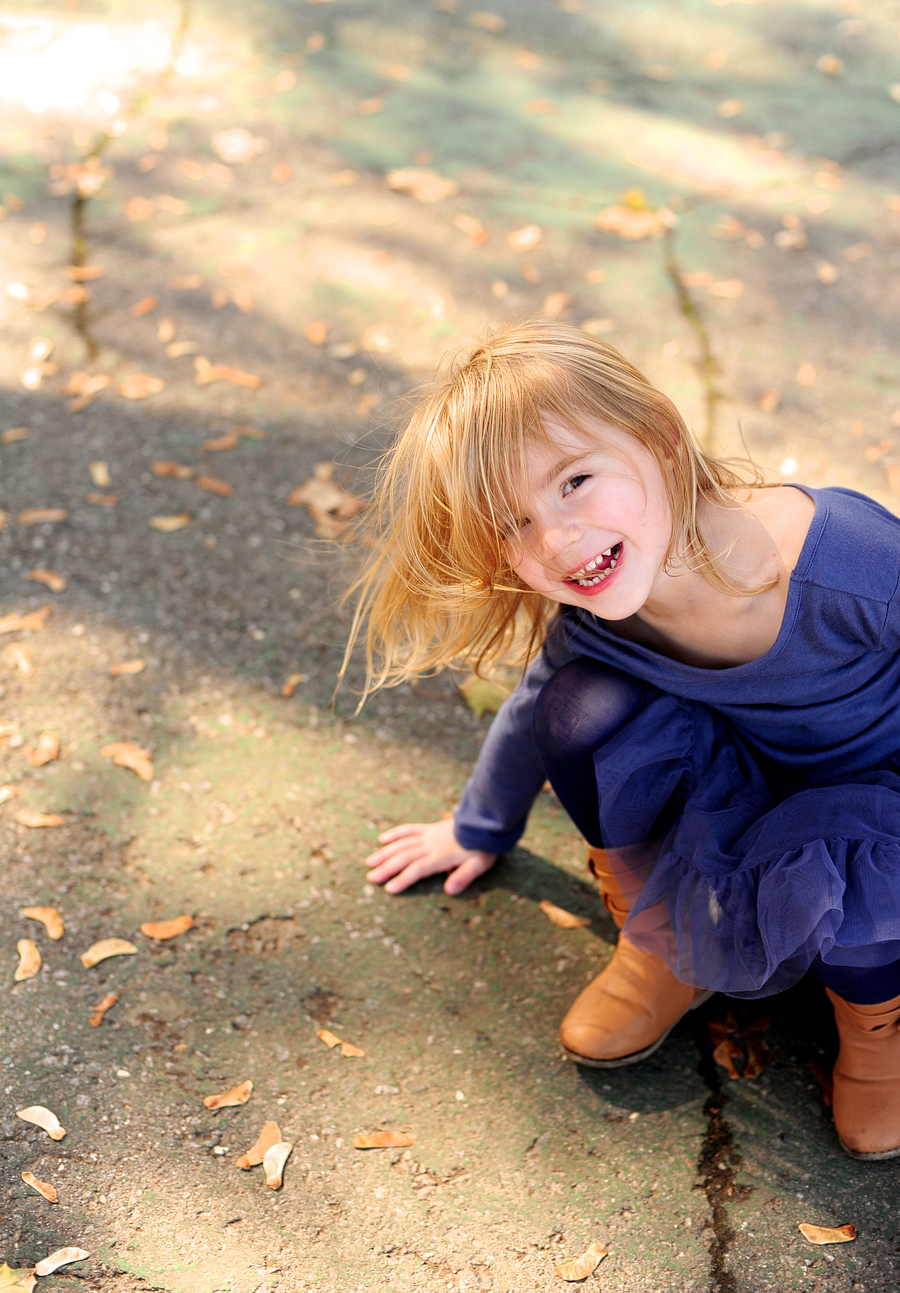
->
[797, 362, 816, 387]
[709, 279, 744, 299]
[263, 1140, 293, 1189]
[358, 96, 384, 116]
[539, 899, 590, 929]
[317, 1028, 341, 1049]
[100, 741, 154, 781]
[151, 513, 191, 532]
[799, 1223, 856, 1245]
[129, 294, 157, 317]
[17, 508, 67, 525]
[27, 730, 59, 767]
[1, 427, 29, 444]
[235, 1120, 282, 1169]
[80, 937, 138, 968]
[141, 914, 194, 940]
[15, 810, 64, 828]
[109, 658, 146, 677]
[21, 1171, 57, 1203]
[470, 10, 505, 30]
[542, 291, 571, 318]
[287, 462, 365, 538]
[27, 568, 66, 594]
[16, 1106, 65, 1140]
[88, 460, 111, 488]
[194, 357, 262, 389]
[508, 224, 543, 253]
[204, 1079, 253, 1110]
[305, 320, 331, 346]
[596, 201, 674, 241]
[0, 785, 20, 805]
[815, 261, 840, 284]
[202, 430, 239, 451]
[554, 1241, 608, 1281]
[14, 939, 41, 981]
[0, 608, 50, 634]
[353, 1130, 414, 1149]
[387, 168, 459, 203]
[817, 54, 844, 76]
[88, 991, 119, 1027]
[34, 1250, 89, 1278]
[758, 389, 781, 413]
[152, 460, 195, 479]
[125, 196, 156, 221]
[281, 672, 306, 698]
[0, 1261, 36, 1291]
[196, 476, 234, 497]
[7, 644, 34, 677]
[117, 373, 164, 400]
[21, 906, 63, 940]
[340, 1041, 365, 1057]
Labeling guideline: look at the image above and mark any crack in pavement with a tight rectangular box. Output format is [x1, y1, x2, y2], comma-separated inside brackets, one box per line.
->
[693, 1007, 754, 1293]
[68, 0, 194, 360]
[663, 227, 724, 455]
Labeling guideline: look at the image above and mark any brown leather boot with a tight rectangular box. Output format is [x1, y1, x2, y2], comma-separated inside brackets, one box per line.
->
[826, 988, 900, 1160]
[561, 845, 710, 1067]
[561, 932, 711, 1066]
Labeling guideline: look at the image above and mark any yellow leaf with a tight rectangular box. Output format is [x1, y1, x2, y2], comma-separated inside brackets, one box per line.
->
[203, 1079, 253, 1110]
[458, 674, 512, 717]
[0, 1262, 37, 1292]
[387, 169, 459, 203]
[798, 1223, 856, 1244]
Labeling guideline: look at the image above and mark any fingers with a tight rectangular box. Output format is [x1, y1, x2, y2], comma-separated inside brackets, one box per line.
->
[444, 851, 496, 896]
[367, 846, 426, 885]
[377, 823, 431, 844]
[384, 853, 453, 895]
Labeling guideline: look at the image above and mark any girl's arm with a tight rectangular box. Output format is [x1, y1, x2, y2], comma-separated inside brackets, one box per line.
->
[366, 623, 577, 894]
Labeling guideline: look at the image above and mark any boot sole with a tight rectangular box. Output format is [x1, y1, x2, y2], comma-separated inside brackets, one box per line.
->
[562, 989, 715, 1069]
[839, 1137, 900, 1162]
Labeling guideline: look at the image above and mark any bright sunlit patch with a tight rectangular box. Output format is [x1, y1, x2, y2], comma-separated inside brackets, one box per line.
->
[0, 14, 185, 117]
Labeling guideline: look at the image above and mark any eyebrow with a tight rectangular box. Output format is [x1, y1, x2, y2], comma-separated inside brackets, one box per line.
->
[539, 453, 589, 491]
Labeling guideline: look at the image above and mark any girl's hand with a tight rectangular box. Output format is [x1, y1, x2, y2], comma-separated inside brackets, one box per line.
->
[365, 815, 497, 896]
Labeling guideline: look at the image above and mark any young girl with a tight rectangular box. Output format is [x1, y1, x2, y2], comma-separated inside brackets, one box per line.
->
[349, 321, 900, 1162]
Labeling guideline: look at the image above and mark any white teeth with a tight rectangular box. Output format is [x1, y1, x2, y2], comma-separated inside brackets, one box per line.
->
[601, 546, 613, 557]
[586, 559, 597, 571]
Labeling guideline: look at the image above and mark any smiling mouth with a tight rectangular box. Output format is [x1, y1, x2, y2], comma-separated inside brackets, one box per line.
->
[565, 543, 622, 587]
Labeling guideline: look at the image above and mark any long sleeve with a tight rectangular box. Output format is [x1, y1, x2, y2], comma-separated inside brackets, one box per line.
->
[453, 623, 577, 854]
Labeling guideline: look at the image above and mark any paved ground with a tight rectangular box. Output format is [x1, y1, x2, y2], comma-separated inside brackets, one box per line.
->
[1, 0, 900, 1289]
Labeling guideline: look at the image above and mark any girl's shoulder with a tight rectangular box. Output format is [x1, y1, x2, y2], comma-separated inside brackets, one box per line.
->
[798, 485, 900, 606]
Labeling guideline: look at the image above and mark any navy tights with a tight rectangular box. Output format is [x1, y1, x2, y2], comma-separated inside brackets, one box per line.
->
[532, 657, 900, 1006]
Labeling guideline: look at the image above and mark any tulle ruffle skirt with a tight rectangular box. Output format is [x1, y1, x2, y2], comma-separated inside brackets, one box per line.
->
[594, 694, 900, 998]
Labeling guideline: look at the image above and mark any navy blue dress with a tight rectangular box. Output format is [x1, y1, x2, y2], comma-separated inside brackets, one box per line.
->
[454, 486, 900, 999]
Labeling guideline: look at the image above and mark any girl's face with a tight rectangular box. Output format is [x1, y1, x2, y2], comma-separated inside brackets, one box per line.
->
[505, 416, 674, 619]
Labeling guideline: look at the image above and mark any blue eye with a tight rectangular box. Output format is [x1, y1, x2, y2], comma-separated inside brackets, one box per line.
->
[561, 473, 588, 497]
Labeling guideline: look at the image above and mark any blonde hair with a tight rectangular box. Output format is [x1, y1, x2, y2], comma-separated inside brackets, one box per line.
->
[343, 321, 768, 695]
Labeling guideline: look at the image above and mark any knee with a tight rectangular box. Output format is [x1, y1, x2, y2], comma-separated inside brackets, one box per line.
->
[533, 659, 647, 766]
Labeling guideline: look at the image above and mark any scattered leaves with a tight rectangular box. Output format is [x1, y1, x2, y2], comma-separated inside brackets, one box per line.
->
[305, 320, 331, 346]
[539, 899, 590, 929]
[542, 291, 571, 317]
[717, 97, 744, 118]
[21, 907, 63, 940]
[554, 1242, 607, 1281]
[15, 810, 64, 828]
[14, 939, 41, 981]
[141, 914, 194, 940]
[317, 1028, 341, 1048]
[758, 389, 781, 413]
[287, 462, 365, 538]
[202, 430, 239, 450]
[100, 741, 154, 781]
[387, 169, 459, 202]
[152, 460, 195, 479]
[204, 1079, 253, 1110]
[281, 672, 306, 697]
[797, 362, 816, 387]
[194, 357, 262, 388]
[90, 461, 112, 487]
[117, 373, 164, 400]
[17, 508, 67, 525]
[595, 192, 675, 240]
[0, 785, 20, 805]
[798, 1223, 856, 1245]
[816, 54, 844, 77]
[21, 1171, 57, 1203]
[1, 427, 29, 444]
[109, 658, 146, 677]
[125, 196, 156, 221]
[353, 1130, 413, 1149]
[340, 1041, 365, 1057]
[709, 1010, 771, 1080]
[459, 674, 512, 717]
[452, 212, 489, 245]
[27, 730, 60, 766]
[263, 1140, 293, 1189]
[151, 514, 191, 532]
[80, 938, 138, 968]
[469, 11, 505, 30]
[508, 224, 543, 253]
[34, 1250, 89, 1278]
[0, 607, 50, 633]
[88, 991, 119, 1027]
[236, 1121, 282, 1169]
[16, 1106, 65, 1140]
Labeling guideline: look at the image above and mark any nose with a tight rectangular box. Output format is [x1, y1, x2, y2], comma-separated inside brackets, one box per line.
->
[534, 515, 580, 560]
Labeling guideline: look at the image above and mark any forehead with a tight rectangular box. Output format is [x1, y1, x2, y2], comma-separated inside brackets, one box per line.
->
[520, 414, 646, 479]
